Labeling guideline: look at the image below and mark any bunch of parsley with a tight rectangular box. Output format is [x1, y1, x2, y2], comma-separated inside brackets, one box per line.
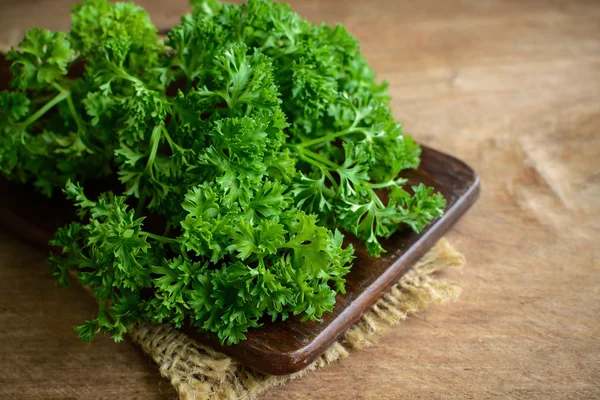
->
[0, 0, 445, 344]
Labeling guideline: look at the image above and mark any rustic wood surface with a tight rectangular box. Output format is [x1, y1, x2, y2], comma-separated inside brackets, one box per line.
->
[1, 0, 599, 398]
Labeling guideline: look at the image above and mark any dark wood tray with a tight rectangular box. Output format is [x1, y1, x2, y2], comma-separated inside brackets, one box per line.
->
[0, 57, 480, 375]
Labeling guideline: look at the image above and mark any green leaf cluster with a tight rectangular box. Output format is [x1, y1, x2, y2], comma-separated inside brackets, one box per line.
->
[1, 0, 445, 344]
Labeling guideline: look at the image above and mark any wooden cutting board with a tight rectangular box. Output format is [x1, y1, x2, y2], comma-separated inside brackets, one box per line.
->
[0, 57, 480, 375]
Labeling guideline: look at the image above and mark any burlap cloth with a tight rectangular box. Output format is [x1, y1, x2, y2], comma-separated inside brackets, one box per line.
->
[126, 238, 464, 400]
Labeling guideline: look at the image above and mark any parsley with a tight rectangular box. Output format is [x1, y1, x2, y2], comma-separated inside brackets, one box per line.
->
[1, 0, 445, 344]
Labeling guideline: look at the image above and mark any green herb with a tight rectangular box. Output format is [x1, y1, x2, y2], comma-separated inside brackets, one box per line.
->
[0, 0, 445, 344]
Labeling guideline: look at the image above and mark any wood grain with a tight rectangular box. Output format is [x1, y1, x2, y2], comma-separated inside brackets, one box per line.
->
[1, 0, 599, 398]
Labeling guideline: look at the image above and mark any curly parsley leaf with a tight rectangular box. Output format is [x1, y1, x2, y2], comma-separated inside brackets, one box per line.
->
[1, 0, 445, 345]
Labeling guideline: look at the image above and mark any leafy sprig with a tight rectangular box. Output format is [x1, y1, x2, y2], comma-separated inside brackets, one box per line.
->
[1, 0, 445, 344]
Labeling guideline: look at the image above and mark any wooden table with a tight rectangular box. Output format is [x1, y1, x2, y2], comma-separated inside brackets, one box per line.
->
[1, 0, 599, 398]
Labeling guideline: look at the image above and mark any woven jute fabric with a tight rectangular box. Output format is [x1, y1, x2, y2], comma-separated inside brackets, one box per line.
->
[128, 238, 465, 400]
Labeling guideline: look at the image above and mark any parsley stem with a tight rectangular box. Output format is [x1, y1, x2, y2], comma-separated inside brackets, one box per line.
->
[20, 90, 69, 129]
[296, 149, 340, 190]
[143, 232, 178, 244]
[369, 188, 385, 208]
[323, 170, 340, 191]
[162, 221, 171, 237]
[160, 125, 185, 153]
[135, 190, 148, 219]
[29, 93, 56, 105]
[299, 148, 339, 170]
[53, 82, 95, 154]
[297, 150, 324, 169]
[65, 95, 85, 133]
[369, 180, 396, 189]
[19, 90, 70, 153]
[145, 125, 162, 176]
[114, 67, 145, 87]
[297, 126, 367, 148]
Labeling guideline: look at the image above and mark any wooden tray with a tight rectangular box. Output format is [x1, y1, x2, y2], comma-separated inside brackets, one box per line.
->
[0, 58, 480, 375]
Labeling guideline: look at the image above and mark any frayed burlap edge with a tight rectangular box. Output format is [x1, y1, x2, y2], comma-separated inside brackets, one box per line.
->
[129, 238, 465, 400]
